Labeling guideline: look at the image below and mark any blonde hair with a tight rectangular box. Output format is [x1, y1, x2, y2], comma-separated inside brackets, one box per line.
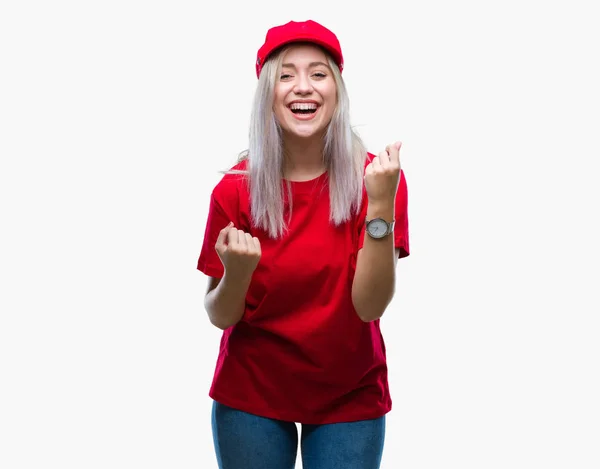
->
[227, 45, 367, 239]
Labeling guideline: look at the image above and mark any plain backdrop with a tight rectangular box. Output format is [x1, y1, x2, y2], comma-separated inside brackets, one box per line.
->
[1, 0, 599, 468]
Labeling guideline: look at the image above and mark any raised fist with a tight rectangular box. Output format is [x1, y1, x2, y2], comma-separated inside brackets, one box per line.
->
[364, 141, 402, 205]
[215, 222, 262, 281]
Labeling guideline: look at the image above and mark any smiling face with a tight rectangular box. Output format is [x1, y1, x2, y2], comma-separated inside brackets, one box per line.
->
[272, 44, 337, 141]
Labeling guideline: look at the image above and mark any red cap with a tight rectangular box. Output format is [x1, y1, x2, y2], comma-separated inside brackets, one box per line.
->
[256, 20, 344, 78]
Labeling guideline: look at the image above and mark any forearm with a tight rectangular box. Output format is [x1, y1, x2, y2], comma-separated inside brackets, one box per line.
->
[204, 273, 251, 330]
[352, 202, 396, 322]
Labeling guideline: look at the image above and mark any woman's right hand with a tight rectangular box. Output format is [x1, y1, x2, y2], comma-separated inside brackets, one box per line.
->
[215, 222, 262, 281]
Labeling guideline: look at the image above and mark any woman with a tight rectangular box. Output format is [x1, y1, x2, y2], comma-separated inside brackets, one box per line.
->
[197, 19, 410, 469]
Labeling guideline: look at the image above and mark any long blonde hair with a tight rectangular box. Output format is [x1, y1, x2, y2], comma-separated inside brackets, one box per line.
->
[228, 45, 367, 239]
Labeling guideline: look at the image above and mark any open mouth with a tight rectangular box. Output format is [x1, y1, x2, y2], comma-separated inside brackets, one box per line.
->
[288, 102, 319, 117]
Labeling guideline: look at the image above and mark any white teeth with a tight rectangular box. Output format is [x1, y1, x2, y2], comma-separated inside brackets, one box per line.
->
[290, 103, 318, 110]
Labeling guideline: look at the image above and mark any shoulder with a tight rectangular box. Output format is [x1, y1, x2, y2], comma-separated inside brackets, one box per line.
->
[212, 158, 249, 199]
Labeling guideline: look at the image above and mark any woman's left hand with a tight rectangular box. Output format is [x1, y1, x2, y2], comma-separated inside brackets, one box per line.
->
[364, 141, 402, 205]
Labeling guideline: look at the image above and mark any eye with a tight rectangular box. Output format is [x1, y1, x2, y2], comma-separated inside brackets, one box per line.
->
[312, 72, 327, 79]
[280, 73, 292, 80]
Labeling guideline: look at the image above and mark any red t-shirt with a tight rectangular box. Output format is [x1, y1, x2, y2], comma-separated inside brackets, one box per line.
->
[197, 154, 409, 424]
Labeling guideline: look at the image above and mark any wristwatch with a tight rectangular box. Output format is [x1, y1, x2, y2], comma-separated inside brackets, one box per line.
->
[365, 218, 395, 239]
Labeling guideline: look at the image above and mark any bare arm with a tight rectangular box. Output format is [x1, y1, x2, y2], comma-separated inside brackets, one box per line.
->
[352, 142, 405, 322]
[352, 201, 400, 322]
[204, 223, 261, 330]
[204, 274, 252, 330]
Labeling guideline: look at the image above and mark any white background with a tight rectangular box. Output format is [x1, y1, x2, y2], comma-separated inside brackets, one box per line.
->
[1, 0, 599, 468]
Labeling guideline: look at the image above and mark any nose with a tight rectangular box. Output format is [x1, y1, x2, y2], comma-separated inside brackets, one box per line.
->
[293, 72, 313, 95]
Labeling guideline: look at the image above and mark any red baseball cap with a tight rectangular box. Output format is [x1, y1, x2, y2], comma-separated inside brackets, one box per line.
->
[255, 20, 344, 78]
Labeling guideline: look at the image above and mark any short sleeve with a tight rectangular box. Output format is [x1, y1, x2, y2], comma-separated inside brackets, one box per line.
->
[197, 178, 242, 278]
[358, 169, 410, 259]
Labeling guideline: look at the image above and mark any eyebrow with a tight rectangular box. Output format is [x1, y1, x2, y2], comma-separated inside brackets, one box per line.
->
[281, 61, 330, 69]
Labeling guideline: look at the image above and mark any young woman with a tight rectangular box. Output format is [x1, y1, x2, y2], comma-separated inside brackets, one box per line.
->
[197, 19, 410, 469]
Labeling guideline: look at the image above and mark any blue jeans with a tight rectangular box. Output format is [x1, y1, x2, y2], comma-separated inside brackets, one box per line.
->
[211, 401, 386, 469]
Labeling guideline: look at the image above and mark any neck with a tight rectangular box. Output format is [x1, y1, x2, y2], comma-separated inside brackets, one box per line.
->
[282, 133, 327, 181]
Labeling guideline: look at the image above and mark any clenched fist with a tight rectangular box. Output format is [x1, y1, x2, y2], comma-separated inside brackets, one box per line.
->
[215, 222, 262, 281]
[364, 141, 402, 205]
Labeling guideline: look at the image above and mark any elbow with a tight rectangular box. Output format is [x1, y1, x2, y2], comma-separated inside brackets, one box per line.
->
[207, 311, 239, 330]
[352, 289, 395, 323]
[210, 317, 237, 330]
[351, 271, 396, 322]
[352, 295, 386, 322]
[355, 307, 384, 323]
[204, 299, 239, 331]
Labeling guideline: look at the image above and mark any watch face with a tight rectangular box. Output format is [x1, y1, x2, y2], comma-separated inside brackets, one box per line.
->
[367, 219, 389, 238]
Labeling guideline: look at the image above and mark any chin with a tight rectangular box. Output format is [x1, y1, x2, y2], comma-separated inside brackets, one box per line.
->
[291, 128, 320, 138]
[283, 122, 329, 140]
